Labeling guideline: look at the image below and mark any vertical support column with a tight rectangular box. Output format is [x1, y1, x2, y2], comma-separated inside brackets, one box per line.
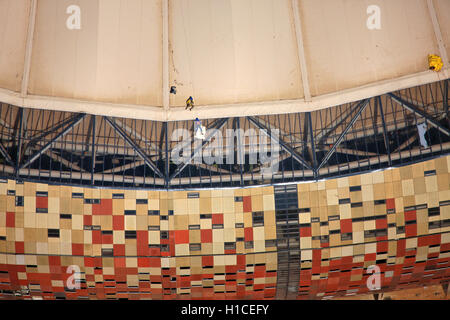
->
[307, 112, 317, 179]
[91, 115, 96, 185]
[16, 108, 24, 177]
[165, 122, 169, 188]
[235, 117, 244, 186]
[378, 96, 392, 167]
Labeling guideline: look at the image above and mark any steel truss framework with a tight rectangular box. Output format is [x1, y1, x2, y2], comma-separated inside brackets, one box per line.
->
[0, 79, 449, 190]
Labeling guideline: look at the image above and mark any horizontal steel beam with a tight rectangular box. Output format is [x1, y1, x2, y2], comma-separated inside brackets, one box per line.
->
[5, 142, 450, 187]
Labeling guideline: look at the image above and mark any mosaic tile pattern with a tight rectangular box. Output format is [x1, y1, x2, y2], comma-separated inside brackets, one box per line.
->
[0, 156, 448, 300]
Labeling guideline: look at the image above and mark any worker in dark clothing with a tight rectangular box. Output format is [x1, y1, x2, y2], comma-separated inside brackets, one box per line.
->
[186, 96, 194, 110]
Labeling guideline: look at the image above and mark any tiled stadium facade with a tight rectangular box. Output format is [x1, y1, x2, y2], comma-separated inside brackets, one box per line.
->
[0, 155, 449, 300]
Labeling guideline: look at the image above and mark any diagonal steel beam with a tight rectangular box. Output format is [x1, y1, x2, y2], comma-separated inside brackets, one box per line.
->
[169, 117, 229, 182]
[91, 115, 96, 185]
[104, 117, 164, 179]
[27, 114, 82, 148]
[30, 143, 85, 172]
[20, 114, 86, 170]
[316, 101, 362, 144]
[0, 142, 14, 166]
[388, 93, 450, 137]
[317, 99, 370, 171]
[248, 116, 313, 171]
[116, 118, 160, 153]
[393, 134, 418, 153]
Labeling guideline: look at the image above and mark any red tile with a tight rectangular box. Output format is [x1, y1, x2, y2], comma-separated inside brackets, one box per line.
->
[102, 234, 113, 244]
[149, 247, 161, 256]
[386, 198, 395, 210]
[364, 253, 376, 261]
[340, 219, 352, 233]
[94, 257, 102, 267]
[5, 212, 14, 228]
[92, 199, 112, 215]
[72, 244, 83, 256]
[137, 245, 149, 256]
[237, 255, 245, 269]
[377, 241, 388, 253]
[375, 217, 387, 229]
[243, 196, 252, 212]
[84, 257, 94, 267]
[15, 242, 24, 254]
[149, 258, 160, 268]
[137, 230, 148, 243]
[174, 230, 189, 244]
[92, 230, 102, 244]
[397, 239, 406, 256]
[202, 256, 213, 267]
[48, 256, 60, 266]
[138, 258, 150, 268]
[300, 226, 311, 237]
[115, 258, 126, 268]
[244, 228, 253, 241]
[113, 216, 124, 230]
[212, 214, 223, 225]
[36, 197, 48, 209]
[225, 265, 238, 274]
[404, 211, 416, 221]
[83, 215, 92, 226]
[113, 244, 125, 256]
[405, 224, 417, 238]
[201, 229, 212, 243]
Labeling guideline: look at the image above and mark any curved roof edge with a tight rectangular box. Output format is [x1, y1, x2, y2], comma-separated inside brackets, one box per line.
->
[1, 69, 448, 122]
